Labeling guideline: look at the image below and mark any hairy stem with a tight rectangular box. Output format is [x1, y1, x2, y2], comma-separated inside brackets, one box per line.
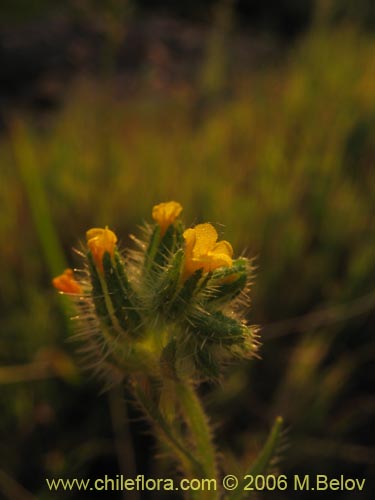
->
[132, 379, 204, 479]
[176, 381, 219, 498]
[134, 377, 221, 500]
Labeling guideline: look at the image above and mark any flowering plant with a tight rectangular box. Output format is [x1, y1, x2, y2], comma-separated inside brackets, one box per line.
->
[53, 201, 282, 499]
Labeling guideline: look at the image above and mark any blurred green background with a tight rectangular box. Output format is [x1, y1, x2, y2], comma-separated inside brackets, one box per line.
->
[0, 0, 374, 499]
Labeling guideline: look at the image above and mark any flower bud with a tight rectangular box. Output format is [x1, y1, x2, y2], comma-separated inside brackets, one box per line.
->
[86, 227, 117, 271]
[52, 269, 82, 294]
[152, 201, 183, 236]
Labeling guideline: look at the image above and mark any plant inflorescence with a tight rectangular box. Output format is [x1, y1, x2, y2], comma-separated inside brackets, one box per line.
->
[53, 201, 282, 499]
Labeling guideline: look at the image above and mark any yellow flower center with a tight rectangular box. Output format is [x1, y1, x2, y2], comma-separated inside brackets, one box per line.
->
[152, 201, 183, 235]
[52, 269, 82, 294]
[183, 223, 233, 276]
[86, 226, 118, 271]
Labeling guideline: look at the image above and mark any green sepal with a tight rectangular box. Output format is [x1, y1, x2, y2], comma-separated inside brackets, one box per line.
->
[144, 224, 161, 273]
[155, 249, 184, 312]
[206, 273, 247, 305]
[210, 257, 248, 280]
[102, 252, 129, 331]
[103, 252, 142, 336]
[169, 268, 203, 317]
[145, 221, 184, 276]
[154, 224, 177, 269]
[188, 310, 245, 345]
[86, 251, 112, 328]
[205, 258, 250, 305]
[174, 220, 185, 249]
[114, 251, 139, 304]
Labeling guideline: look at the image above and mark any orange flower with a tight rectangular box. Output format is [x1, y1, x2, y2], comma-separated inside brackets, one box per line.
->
[52, 269, 82, 294]
[183, 223, 233, 276]
[86, 226, 117, 271]
[152, 201, 183, 235]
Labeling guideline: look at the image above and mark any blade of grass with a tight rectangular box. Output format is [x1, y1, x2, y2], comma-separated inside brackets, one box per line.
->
[9, 119, 72, 325]
[0, 469, 38, 500]
[10, 119, 67, 277]
[228, 416, 284, 500]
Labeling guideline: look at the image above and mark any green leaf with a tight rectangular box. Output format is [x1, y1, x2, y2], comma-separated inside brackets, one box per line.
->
[248, 416, 284, 475]
[228, 416, 284, 500]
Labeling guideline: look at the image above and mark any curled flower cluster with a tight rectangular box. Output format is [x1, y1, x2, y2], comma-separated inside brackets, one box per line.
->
[53, 201, 257, 382]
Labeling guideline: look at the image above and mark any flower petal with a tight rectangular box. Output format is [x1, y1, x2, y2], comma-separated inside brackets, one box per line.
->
[183, 223, 234, 277]
[182, 227, 196, 253]
[190, 223, 218, 257]
[207, 252, 233, 272]
[212, 240, 233, 258]
[86, 228, 106, 241]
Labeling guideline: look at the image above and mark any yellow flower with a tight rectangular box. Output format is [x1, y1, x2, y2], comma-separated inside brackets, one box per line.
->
[52, 269, 82, 294]
[183, 223, 233, 276]
[86, 226, 117, 271]
[152, 201, 183, 235]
